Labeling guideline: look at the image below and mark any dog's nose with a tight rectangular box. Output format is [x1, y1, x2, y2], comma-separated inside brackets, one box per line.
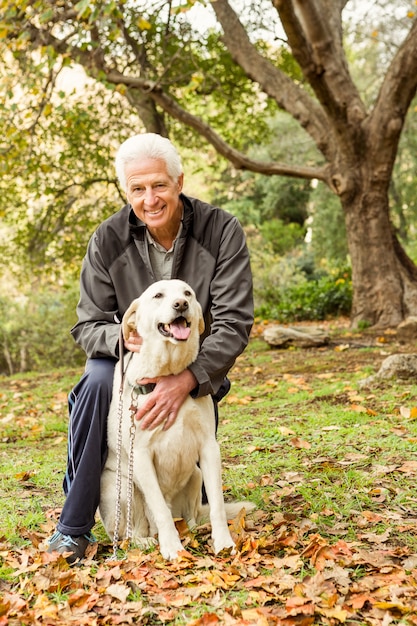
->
[173, 299, 189, 313]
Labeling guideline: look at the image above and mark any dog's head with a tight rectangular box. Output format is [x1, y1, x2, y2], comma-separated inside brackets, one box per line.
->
[122, 279, 204, 347]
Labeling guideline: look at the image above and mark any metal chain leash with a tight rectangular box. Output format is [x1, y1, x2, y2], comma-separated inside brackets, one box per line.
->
[112, 384, 137, 559]
[111, 379, 125, 560]
[125, 393, 139, 541]
[111, 331, 136, 561]
[110, 330, 154, 559]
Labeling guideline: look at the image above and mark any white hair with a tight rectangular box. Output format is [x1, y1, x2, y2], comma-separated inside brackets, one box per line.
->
[115, 133, 183, 191]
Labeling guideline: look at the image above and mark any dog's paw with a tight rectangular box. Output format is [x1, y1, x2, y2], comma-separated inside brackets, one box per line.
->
[133, 536, 158, 552]
[159, 538, 185, 560]
[212, 533, 236, 556]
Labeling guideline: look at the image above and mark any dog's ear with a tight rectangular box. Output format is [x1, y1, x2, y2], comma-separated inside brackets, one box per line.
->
[122, 299, 139, 341]
[196, 301, 205, 335]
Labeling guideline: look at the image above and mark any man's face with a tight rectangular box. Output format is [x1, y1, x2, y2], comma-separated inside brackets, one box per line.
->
[125, 157, 183, 233]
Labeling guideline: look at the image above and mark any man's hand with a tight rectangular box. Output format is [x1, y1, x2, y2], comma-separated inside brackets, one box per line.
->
[135, 369, 197, 431]
[124, 331, 142, 353]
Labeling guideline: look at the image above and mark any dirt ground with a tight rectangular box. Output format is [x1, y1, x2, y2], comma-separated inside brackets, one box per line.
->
[246, 316, 417, 381]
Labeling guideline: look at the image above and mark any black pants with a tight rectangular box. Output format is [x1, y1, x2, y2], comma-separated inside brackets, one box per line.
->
[57, 358, 230, 536]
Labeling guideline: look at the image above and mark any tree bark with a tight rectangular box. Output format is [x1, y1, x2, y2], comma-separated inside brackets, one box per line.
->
[3, 341, 14, 376]
[343, 174, 417, 327]
[126, 90, 168, 136]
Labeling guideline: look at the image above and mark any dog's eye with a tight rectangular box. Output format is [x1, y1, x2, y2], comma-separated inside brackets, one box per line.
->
[184, 290, 191, 297]
[153, 292, 163, 299]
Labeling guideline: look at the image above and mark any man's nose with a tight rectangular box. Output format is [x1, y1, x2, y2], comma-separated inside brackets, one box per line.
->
[144, 188, 158, 205]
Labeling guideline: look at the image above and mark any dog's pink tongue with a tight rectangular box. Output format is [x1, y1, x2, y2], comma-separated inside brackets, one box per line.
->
[170, 321, 191, 340]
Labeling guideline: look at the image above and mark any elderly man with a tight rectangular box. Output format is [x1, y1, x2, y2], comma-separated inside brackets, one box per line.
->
[47, 133, 253, 562]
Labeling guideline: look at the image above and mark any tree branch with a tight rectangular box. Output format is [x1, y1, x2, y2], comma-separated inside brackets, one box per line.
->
[274, 0, 367, 134]
[13, 6, 328, 182]
[150, 89, 328, 181]
[368, 18, 417, 160]
[209, 0, 334, 161]
[102, 70, 326, 180]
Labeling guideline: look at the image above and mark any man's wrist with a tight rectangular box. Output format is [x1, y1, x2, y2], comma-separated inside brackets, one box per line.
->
[182, 368, 198, 394]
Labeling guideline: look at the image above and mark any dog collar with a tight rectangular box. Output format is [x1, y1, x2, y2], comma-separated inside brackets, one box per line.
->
[131, 382, 156, 395]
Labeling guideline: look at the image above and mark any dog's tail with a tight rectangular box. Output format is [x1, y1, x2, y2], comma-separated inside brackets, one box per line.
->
[198, 500, 256, 524]
[225, 501, 256, 520]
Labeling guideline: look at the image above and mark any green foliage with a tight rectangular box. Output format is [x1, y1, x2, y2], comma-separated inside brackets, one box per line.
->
[0, 0, 325, 285]
[255, 174, 310, 226]
[238, 221, 352, 322]
[0, 48, 132, 280]
[254, 250, 352, 321]
[357, 319, 372, 331]
[0, 285, 85, 375]
[209, 114, 318, 234]
[391, 100, 417, 247]
[173, 31, 278, 149]
[0, 0, 416, 332]
[259, 218, 305, 255]
[308, 181, 349, 265]
[274, 269, 352, 321]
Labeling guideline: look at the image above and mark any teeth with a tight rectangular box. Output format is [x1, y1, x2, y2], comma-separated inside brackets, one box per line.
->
[162, 320, 188, 331]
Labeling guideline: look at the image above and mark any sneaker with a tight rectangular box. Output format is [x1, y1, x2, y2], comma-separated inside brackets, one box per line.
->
[47, 530, 96, 564]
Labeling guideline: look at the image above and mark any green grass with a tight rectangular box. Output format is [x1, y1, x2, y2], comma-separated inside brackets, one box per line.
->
[1, 324, 417, 622]
[217, 334, 417, 554]
[2, 337, 417, 552]
[0, 368, 78, 556]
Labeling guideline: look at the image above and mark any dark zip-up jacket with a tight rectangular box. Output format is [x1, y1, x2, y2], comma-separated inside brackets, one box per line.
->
[71, 194, 253, 398]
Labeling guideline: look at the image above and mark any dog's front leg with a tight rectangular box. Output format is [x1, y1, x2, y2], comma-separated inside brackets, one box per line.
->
[134, 448, 184, 560]
[171, 465, 202, 528]
[199, 441, 236, 555]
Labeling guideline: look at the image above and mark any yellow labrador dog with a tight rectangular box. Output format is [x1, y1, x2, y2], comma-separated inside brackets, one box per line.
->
[100, 279, 248, 559]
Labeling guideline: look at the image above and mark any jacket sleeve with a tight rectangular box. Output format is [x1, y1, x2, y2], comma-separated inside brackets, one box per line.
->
[188, 216, 253, 397]
[71, 233, 121, 359]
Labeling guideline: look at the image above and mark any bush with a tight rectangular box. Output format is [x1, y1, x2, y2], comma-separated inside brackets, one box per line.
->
[0, 285, 85, 375]
[252, 242, 352, 322]
[259, 218, 306, 256]
[255, 262, 352, 322]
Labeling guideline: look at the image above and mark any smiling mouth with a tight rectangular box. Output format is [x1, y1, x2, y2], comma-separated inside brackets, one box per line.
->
[158, 317, 191, 341]
[146, 207, 164, 216]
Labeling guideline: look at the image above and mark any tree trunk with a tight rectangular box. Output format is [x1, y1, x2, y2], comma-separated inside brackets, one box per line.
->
[126, 90, 169, 137]
[3, 342, 14, 376]
[343, 173, 417, 328]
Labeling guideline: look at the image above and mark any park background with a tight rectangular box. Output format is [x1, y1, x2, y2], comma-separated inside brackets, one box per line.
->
[2, 2, 417, 623]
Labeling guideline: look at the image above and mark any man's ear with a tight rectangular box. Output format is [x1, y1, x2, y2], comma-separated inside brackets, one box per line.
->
[177, 172, 184, 193]
[122, 299, 139, 341]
